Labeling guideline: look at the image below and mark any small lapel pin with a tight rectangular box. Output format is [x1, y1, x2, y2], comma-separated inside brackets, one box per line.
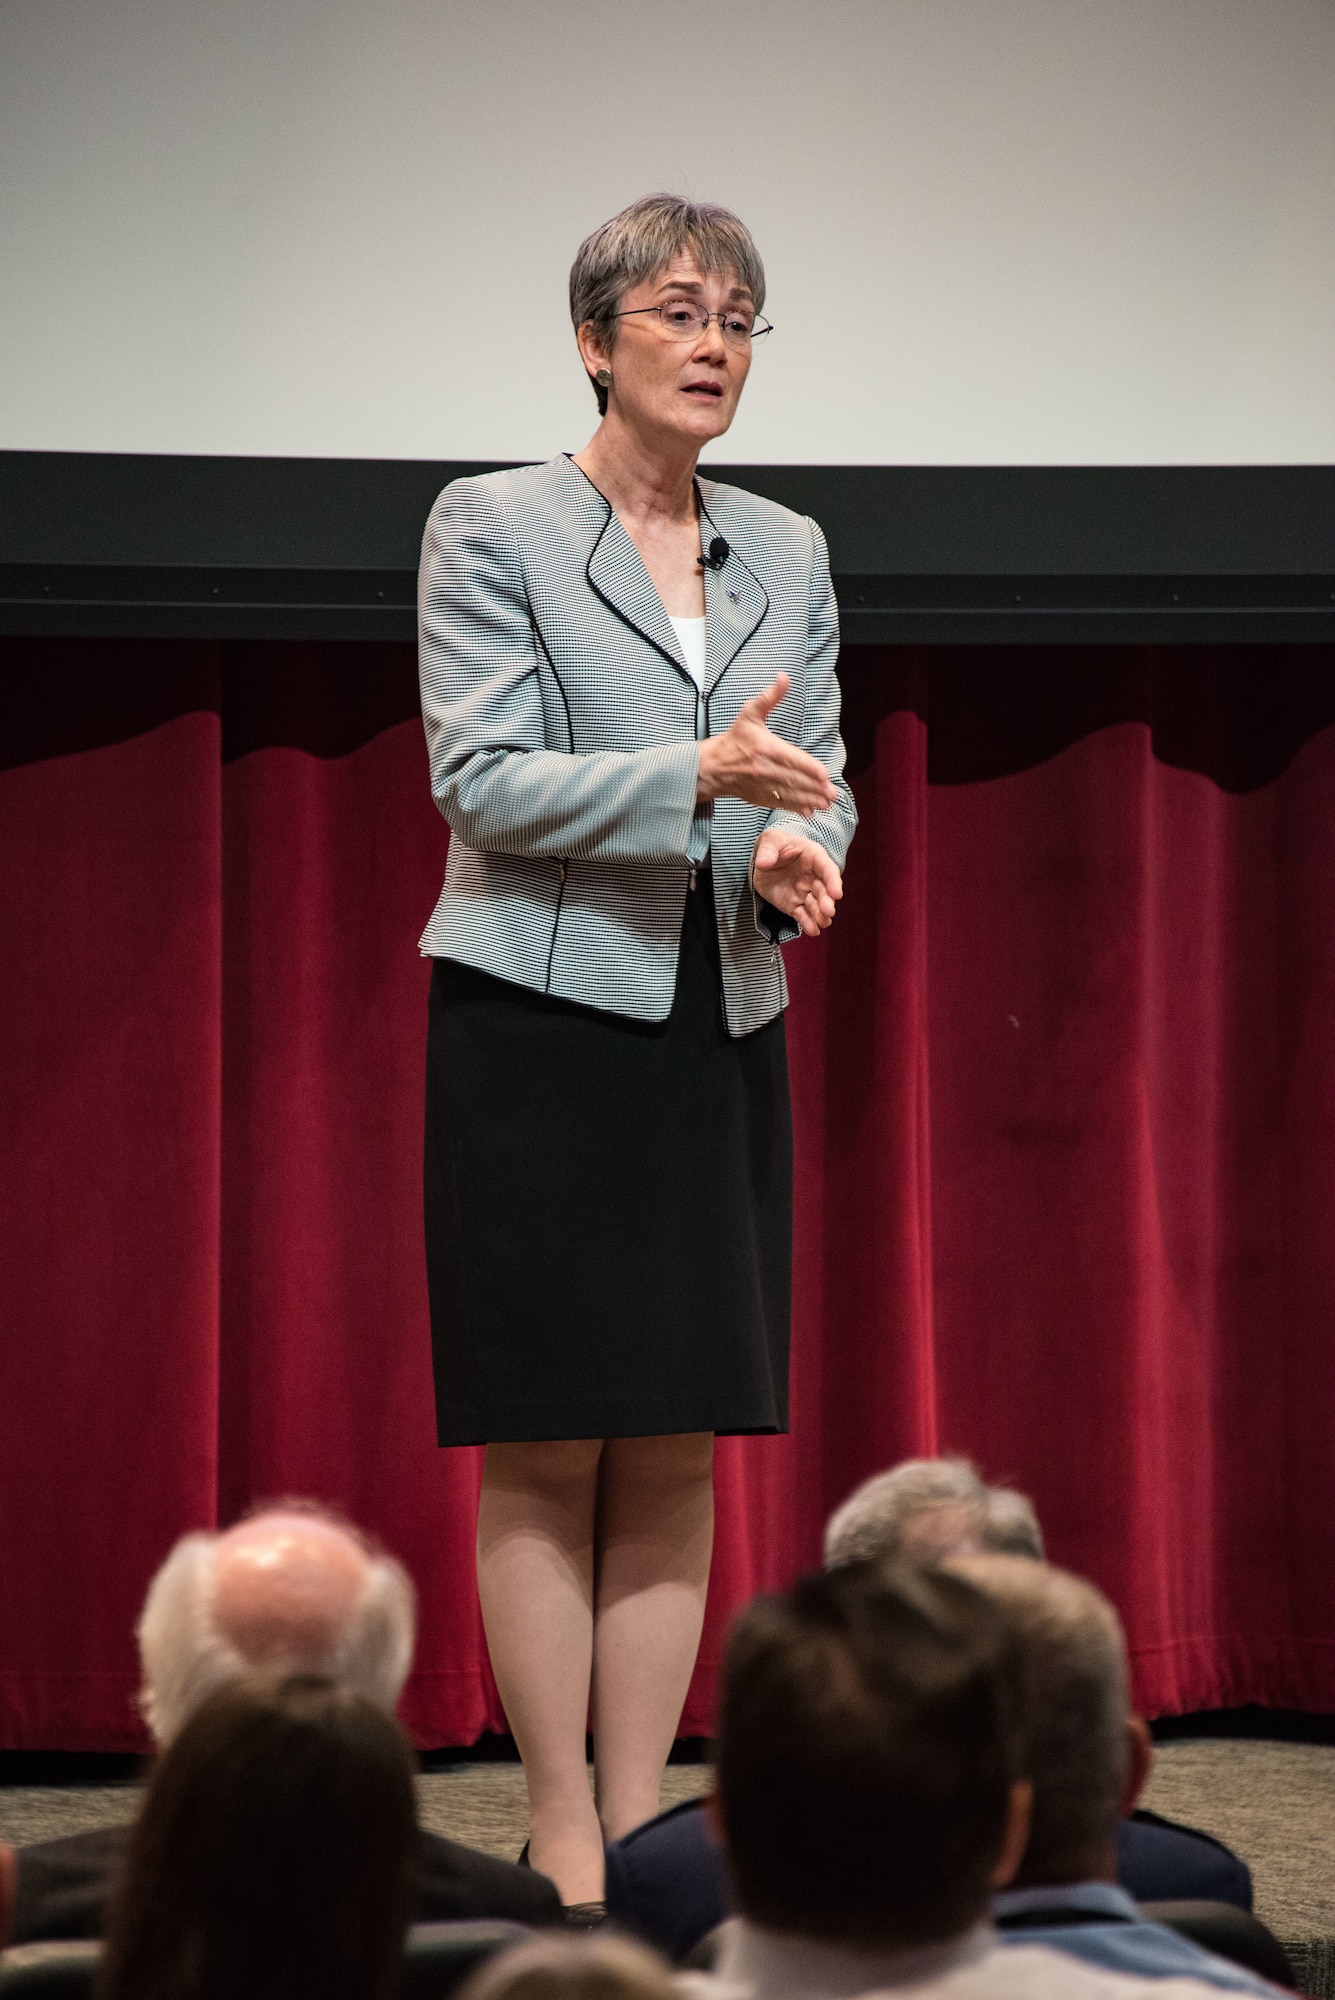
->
[728, 587, 741, 604]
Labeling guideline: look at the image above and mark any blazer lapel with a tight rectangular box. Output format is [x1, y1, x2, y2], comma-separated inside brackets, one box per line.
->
[585, 501, 693, 686]
[698, 491, 769, 696]
[574, 459, 770, 695]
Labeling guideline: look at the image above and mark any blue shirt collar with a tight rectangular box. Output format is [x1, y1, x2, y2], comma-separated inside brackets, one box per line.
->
[992, 1882, 1141, 1923]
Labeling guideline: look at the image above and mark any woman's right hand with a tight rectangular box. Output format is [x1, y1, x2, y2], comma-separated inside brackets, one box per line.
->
[696, 673, 839, 816]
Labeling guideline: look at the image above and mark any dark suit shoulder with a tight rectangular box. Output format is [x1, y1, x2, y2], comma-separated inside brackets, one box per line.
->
[14, 1819, 563, 1942]
[12, 1821, 132, 1943]
[604, 1798, 726, 1962]
[1117, 1809, 1253, 1909]
[416, 1827, 562, 1927]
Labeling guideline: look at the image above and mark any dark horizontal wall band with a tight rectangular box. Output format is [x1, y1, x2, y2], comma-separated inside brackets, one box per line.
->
[3, 636, 1333, 796]
[5, 453, 1335, 572]
[3, 566, 1333, 646]
[2, 454, 1333, 642]
[0, 564, 416, 643]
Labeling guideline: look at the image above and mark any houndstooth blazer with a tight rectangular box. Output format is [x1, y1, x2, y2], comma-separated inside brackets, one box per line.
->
[417, 453, 857, 1036]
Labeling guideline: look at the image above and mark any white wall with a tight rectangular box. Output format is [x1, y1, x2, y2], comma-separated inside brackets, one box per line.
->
[2, 0, 1332, 464]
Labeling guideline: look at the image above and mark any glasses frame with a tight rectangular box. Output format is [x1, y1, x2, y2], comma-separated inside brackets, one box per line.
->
[612, 302, 774, 345]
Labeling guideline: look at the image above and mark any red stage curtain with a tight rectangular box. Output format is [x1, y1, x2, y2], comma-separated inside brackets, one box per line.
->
[1, 639, 1333, 1748]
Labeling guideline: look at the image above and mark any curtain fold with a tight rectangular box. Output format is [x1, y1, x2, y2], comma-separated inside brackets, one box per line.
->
[0, 714, 222, 1748]
[1, 639, 1333, 1747]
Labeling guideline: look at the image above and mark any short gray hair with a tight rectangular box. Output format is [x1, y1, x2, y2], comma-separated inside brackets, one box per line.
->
[569, 193, 766, 414]
[948, 1555, 1130, 1885]
[823, 1457, 1044, 1569]
[136, 1513, 416, 1745]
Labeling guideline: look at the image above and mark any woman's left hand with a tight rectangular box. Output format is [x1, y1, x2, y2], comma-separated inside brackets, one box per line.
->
[753, 829, 843, 938]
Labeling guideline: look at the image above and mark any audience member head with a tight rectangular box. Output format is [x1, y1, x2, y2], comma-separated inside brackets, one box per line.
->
[715, 1561, 1030, 1950]
[823, 1457, 1044, 1569]
[98, 1673, 418, 2000]
[137, 1503, 416, 1745]
[460, 1934, 676, 2000]
[947, 1554, 1151, 1888]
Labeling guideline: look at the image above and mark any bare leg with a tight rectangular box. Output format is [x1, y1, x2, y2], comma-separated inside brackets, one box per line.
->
[476, 1438, 605, 1904]
[591, 1431, 715, 1841]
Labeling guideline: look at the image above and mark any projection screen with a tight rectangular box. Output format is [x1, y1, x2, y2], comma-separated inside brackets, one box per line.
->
[1, 0, 1332, 466]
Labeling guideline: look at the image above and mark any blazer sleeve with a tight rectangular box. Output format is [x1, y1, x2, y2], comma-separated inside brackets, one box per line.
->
[751, 517, 859, 939]
[419, 478, 702, 862]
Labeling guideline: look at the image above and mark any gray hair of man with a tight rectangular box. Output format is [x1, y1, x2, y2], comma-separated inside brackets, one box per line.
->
[948, 1554, 1146, 1887]
[822, 1456, 1045, 1570]
[136, 1504, 416, 1746]
[569, 193, 766, 416]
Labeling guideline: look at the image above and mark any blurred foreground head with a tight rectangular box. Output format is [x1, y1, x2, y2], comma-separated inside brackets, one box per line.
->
[824, 1457, 1044, 1569]
[948, 1554, 1150, 1888]
[137, 1503, 416, 1744]
[716, 1561, 1028, 1950]
[460, 1934, 676, 2000]
[98, 1673, 419, 2000]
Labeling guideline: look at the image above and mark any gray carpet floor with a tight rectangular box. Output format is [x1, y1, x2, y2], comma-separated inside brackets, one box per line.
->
[1140, 1742, 1335, 1998]
[2, 1746, 1332, 1992]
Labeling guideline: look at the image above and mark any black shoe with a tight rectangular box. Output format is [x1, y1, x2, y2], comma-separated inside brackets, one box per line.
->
[563, 1901, 608, 1930]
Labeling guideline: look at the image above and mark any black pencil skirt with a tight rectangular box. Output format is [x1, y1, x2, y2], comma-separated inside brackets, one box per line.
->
[423, 874, 792, 1445]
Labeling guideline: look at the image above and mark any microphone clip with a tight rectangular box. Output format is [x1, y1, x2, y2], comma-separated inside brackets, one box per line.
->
[697, 536, 730, 572]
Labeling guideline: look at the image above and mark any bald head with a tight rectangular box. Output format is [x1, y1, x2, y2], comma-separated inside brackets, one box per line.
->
[896, 1502, 991, 1564]
[948, 1554, 1144, 1887]
[212, 1513, 372, 1665]
[137, 1507, 416, 1745]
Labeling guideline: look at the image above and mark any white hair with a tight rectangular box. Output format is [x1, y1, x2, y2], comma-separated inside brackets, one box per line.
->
[136, 1516, 416, 1745]
[981, 1485, 1047, 1559]
[823, 1456, 1044, 1570]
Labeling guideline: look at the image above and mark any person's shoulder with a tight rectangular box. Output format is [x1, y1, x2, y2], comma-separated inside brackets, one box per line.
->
[416, 1825, 563, 1926]
[999, 1920, 1279, 2000]
[971, 1942, 1230, 2000]
[431, 457, 581, 518]
[696, 476, 819, 549]
[696, 478, 827, 582]
[15, 1821, 130, 1881]
[610, 1795, 710, 1854]
[11, 1821, 132, 1944]
[1117, 1810, 1252, 1907]
[424, 458, 599, 557]
[674, 1971, 750, 2000]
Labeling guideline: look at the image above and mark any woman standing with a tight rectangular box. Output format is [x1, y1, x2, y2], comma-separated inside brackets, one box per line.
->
[419, 194, 856, 1914]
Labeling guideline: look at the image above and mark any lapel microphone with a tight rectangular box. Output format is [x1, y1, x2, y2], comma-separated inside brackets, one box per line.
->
[698, 536, 730, 572]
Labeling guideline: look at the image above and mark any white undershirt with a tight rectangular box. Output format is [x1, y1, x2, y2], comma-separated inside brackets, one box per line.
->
[668, 614, 707, 690]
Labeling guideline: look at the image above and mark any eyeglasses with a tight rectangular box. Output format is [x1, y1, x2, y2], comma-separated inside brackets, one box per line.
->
[613, 300, 773, 347]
